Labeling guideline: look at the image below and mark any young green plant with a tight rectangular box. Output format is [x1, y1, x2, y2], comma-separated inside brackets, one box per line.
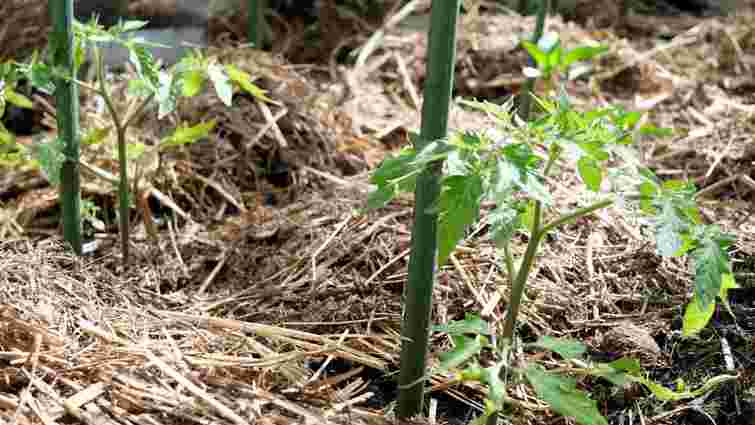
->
[368, 31, 737, 423]
[10, 16, 272, 262]
[432, 314, 737, 425]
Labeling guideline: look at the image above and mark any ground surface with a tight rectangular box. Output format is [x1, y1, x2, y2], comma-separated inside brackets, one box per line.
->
[0, 1, 753, 425]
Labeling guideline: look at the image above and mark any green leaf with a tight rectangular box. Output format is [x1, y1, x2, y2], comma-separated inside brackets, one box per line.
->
[522, 41, 548, 70]
[607, 357, 642, 375]
[682, 292, 715, 337]
[479, 362, 507, 407]
[589, 367, 629, 387]
[661, 179, 690, 192]
[125, 142, 146, 160]
[525, 365, 608, 425]
[81, 127, 110, 145]
[433, 313, 491, 336]
[366, 185, 397, 209]
[458, 364, 484, 381]
[547, 43, 562, 71]
[119, 20, 149, 32]
[160, 121, 216, 147]
[719, 273, 738, 298]
[588, 357, 641, 387]
[437, 334, 486, 373]
[562, 45, 609, 69]
[527, 336, 586, 360]
[369, 149, 419, 191]
[537, 32, 560, 53]
[208, 64, 232, 106]
[156, 71, 177, 119]
[34, 136, 65, 186]
[501, 142, 541, 169]
[413, 140, 455, 166]
[655, 209, 685, 257]
[692, 235, 730, 308]
[638, 181, 658, 214]
[683, 256, 736, 337]
[492, 161, 518, 199]
[436, 174, 483, 266]
[639, 124, 673, 137]
[489, 203, 524, 246]
[180, 69, 206, 97]
[127, 35, 171, 50]
[127, 79, 152, 97]
[577, 156, 602, 192]
[519, 170, 552, 205]
[129, 44, 160, 89]
[444, 150, 470, 176]
[498, 143, 551, 204]
[577, 140, 610, 161]
[225, 64, 273, 103]
[670, 232, 695, 257]
[0, 123, 13, 145]
[4, 89, 33, 109]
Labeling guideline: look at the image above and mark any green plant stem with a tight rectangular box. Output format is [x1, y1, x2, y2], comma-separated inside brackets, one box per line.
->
[500, 0, 551, 343]
[502, 200, 542, 341]
[95, 48, 130, 265]
[501, 240, 515, 289]
[499, 146, 556, 341]
[540, 199, 614, 236]
[516, 0, 549, 120]
[501, 197, 613, 342]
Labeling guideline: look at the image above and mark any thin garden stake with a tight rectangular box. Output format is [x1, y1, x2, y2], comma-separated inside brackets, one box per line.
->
[516, 0, 548, 120]
[49, 0, 82, 254]
[518, 0, 529, 14]
[248, 0, 264, 48]
[397, 0, 461, 419]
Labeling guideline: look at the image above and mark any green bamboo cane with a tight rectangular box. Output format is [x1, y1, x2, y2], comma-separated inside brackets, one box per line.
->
[397, 0, 461, 419]
[518, 0, 529, 14]
[49, 0, 82, 255]
[248, 0, 264, 48]
[114, 0, 129, 18]
[516, 0, 548, 120]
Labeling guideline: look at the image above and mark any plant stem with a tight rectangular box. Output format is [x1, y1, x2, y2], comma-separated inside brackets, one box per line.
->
[500, 143, 557, 341]
[540, 198, 614, 235]
[501, 240, 515, 289]
[516, 0, 549, 119]
[501, 197, 613, 342]
[502, 200, 542, 341]
[95, 48, 130, 266]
